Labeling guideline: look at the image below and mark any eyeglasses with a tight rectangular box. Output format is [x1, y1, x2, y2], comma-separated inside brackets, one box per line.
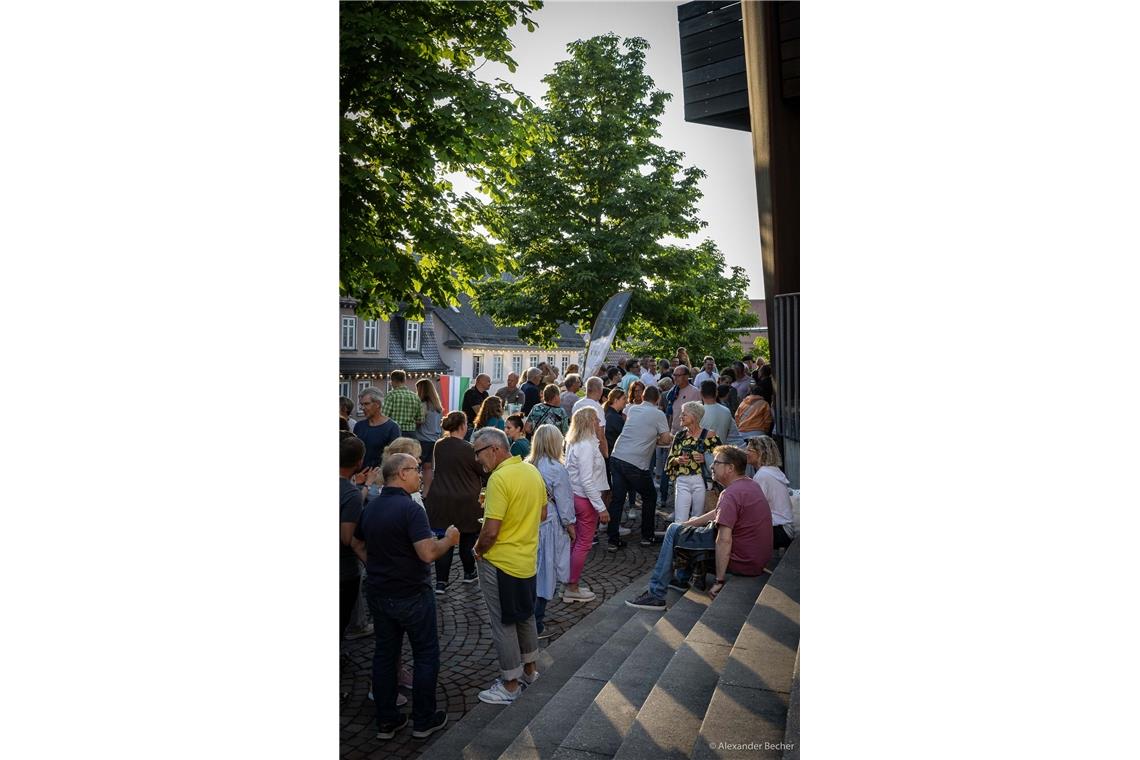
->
[473, 445, 495, 456]
[400, 465, 422, 475]
[713, 460, 731, 466]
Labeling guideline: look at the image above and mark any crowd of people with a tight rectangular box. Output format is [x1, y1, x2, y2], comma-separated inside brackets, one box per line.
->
[339, 350, 790, 741]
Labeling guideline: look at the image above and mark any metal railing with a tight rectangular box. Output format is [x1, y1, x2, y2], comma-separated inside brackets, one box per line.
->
[771, 293, 799, 487]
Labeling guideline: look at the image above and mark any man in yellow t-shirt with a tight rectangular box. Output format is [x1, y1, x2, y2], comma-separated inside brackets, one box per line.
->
[470, 427, 546, 705]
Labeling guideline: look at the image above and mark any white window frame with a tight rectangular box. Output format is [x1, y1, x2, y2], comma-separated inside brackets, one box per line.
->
[529, 355, 539, 368]
[511, 355, 522, 376]
[547, 355, 556, 368]
[363, 320, 378, 351]
[405, 320, 421, 352]
[492, 354, 504, 382]
[561, 355, 570, 374]
[339, 381, 350, 399]
[473, 354, 483, 376]
[341, 317, 356, 350]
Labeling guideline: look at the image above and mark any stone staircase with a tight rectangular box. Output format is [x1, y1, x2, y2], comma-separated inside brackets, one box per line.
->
[426, 539, 801, 760]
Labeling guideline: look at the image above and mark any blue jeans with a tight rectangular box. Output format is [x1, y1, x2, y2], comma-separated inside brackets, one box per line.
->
[365, 586, 439, 730]
[647, 522, 717, 600]
[655, 446, 670, 499]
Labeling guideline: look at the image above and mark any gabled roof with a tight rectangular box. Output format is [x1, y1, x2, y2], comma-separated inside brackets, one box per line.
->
[386, 314, 451, 373]
[432, 294, 586, 349]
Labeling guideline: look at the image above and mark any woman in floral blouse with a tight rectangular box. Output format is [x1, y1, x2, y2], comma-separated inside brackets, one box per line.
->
[524, 383, 569, 435]
[665, 401, 723, 523]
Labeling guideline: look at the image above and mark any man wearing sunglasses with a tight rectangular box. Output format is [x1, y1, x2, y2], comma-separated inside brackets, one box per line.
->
[627, 445, 772, 611]
[470, 427, 547, 705]
[351, 453, 460, 741]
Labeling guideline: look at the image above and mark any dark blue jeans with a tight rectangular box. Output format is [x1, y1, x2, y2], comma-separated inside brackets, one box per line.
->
[534, 596, 548, 635]
[648, 522, 717, 599]
[365, 586, 439, 730]
[610, 456, 660, 541]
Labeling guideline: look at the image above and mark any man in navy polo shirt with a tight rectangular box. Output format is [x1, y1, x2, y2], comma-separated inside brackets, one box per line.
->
[352, 453, 460, 741]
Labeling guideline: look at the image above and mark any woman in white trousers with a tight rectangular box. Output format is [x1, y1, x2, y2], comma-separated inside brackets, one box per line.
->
[665, 401, 722, 523]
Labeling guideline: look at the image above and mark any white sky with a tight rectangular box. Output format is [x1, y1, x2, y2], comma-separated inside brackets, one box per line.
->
[473, 0, 765, 298]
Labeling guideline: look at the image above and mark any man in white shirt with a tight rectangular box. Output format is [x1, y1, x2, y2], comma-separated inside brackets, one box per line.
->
[571, 376, 609, 457]
[610, 385, 674, 546]
[667, 366, 702, 435]
[639, 357, 658, 387]
[693, 356, 720, 387]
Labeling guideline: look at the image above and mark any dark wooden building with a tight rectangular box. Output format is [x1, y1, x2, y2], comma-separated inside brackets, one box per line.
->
[678, 0, 800, 485]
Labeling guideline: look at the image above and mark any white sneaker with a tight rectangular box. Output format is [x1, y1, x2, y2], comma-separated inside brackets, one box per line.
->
[617, 526, 631, 536]
[562, 587, 597, 603]
[521, 669, 539, 686]
[478, 679, 522, 705]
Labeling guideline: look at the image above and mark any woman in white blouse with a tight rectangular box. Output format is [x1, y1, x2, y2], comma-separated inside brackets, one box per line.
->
[745, 435, 795, 550]
[562, 406, 610, 603]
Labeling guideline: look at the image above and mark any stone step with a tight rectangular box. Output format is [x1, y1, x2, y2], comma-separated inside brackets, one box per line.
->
[550, 588, 713, 760]
[611, 573, 770, 760]
[783, 650, 800, 760]
[494, 608, 661, 759]
[691, 539, 801, 760]
[427, 571, 651, 760]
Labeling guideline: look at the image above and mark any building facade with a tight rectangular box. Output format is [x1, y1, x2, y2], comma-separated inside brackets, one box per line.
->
[431, 294, 586, 395]
[338, 297, 451, 420]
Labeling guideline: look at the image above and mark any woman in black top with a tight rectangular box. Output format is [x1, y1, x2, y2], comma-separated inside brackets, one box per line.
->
[603, 388, 627, 452]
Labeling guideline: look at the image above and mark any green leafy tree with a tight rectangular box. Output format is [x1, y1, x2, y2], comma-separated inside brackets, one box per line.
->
[752, 336, 771, 362]
[475, 34, 756, 351]
[340, 0, 542, 320]
[619, 241, 754, 361]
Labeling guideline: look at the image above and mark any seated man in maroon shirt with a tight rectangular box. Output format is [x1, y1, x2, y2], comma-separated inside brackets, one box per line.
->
[627, 445, 772, 610]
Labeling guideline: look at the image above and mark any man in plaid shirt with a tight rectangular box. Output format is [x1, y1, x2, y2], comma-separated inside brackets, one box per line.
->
[382, 369, 425, 435]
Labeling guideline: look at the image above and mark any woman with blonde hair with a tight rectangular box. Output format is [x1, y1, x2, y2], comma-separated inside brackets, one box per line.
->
[380, 437, 424, 506]
[474, 395, 505, 431]
[415, 378, 444, 495]
[665, 401, 722, 522]
[562, 407, 610, 602]
[745, 435, 795, 550]
[526, 424, 575, 636]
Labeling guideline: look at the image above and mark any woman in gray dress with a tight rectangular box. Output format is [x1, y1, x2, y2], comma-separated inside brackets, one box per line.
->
[526, 424, 576, 637]
[415, 378, 444, 495]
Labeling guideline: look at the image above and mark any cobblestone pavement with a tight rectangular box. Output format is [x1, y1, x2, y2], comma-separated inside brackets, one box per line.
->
[339, 499, 675, 760]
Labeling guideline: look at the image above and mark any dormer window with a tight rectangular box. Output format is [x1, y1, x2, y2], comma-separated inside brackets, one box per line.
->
[363, 320, 378, 351]
[405, 320, 421, 352]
